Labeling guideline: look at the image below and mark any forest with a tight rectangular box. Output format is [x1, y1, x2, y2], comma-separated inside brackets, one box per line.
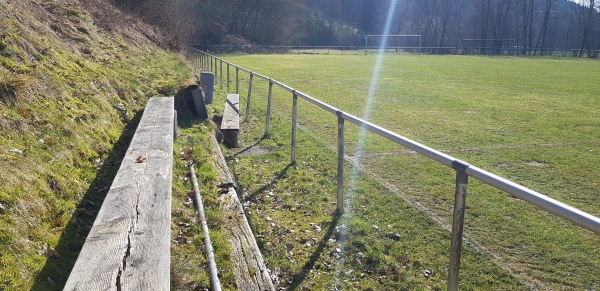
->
[114, 0, 600, 55]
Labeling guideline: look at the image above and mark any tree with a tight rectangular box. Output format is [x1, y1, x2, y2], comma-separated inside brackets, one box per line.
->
[539, 0, 557, 55]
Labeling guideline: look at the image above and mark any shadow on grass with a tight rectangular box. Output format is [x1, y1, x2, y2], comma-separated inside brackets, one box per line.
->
[229, 161, 292, 246]
[175, 86, 203, 130]
[32, 89, 211, 289]
[289, 214, 340, 290]
[32, 110, 144, 290]
[234, 137, 265, 156]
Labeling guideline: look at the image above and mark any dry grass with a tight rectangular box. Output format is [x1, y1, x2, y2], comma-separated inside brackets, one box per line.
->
[0, 0, 193, 289]
[0, 70, 35, 102]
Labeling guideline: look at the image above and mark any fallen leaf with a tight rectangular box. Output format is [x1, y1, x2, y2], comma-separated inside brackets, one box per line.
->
[388, 233, 401, 241]
[9, 149, 23, 154]
[46, 247, 60, 258]
[52, 219, 64, 228]
[396, 254, 409, 264]
[184, 197, 194, 207]
[135, 156, 146, 163]
[173, 236, 190, 244]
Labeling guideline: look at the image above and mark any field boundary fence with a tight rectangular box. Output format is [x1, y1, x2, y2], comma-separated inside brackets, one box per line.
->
[190, 45, 598, 57]
[193, 44, 455, 55]
[188, 48, 600, 291]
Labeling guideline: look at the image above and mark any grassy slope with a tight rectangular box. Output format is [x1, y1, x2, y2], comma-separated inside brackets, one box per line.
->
[219, 54, 600, 289]
[0, 0, 191, 289]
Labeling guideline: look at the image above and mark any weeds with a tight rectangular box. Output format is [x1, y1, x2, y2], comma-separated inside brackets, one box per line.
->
[0, 69, 34, 102]
[170, 93, 236, 290]
[0, 0, 190, 289]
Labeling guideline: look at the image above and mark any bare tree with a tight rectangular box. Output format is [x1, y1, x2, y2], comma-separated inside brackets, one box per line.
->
[538, 0, 557, 55]
[580, 0, 596, 56]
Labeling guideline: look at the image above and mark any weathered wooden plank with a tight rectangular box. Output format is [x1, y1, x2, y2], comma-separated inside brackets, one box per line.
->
[64, 97, 174, 291]
[210, 135, 275, 291]
[221, 94, 240, 148]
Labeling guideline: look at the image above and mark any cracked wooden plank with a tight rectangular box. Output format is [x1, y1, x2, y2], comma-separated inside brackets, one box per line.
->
[64, 97, 174, 291]
[211, 135, 275, 291]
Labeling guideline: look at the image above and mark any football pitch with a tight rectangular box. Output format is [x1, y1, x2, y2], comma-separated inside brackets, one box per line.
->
[218, 53, 600, 290]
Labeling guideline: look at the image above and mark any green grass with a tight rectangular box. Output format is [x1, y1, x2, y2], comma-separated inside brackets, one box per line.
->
[170, 93, 236, 290]
[215, 54, 600, 289]
[0, 1, 192, 289]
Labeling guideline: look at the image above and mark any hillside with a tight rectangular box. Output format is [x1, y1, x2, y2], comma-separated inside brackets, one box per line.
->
[0, 0, 190, 289]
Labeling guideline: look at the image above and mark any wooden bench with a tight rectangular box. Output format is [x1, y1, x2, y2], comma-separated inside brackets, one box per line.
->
[210, 136, 275, 290]
[64, 97, 175, 290]
[221, 94, 240, 148]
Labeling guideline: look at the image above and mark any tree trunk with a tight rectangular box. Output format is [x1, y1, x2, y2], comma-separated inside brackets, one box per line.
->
[528, 0, 534, 55]
[539, 0, 554, 56]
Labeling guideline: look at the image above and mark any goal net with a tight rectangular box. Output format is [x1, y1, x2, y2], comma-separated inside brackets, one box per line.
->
[364, 35, 422, 54]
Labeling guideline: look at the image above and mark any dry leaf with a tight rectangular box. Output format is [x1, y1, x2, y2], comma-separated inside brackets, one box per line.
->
[46, 247, 60, 258]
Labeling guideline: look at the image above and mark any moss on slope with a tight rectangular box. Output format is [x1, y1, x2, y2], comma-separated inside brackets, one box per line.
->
[0, 0, 190, 289]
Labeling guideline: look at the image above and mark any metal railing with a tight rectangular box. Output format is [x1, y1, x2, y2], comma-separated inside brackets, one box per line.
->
[190, 45, 597, 57]
[191, 44, 454, 55]
[189, 48, 600, 290]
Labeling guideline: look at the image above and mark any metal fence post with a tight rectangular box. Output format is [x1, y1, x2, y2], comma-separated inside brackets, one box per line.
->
[210, 55, 213, 72]
[220, 60, 223, 89]
[264, 80, 273, 137]
[448, 160, 469, 291]
[213, 57, 217, 75]
[245, 73, 253, 122]
[337, 114, 345, 215]
[291, 92, 298, 164]
[236, 67, 240, 94]
[227, 64, 230, 93]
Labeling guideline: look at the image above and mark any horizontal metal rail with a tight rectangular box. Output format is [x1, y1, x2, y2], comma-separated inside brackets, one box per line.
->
[190, 47, 600, 290]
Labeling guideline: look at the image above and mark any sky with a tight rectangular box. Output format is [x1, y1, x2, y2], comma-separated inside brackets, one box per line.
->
[569, 0, 592, 5]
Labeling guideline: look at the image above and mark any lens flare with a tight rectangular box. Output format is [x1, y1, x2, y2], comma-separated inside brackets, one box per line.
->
[333, 0, 399, 286]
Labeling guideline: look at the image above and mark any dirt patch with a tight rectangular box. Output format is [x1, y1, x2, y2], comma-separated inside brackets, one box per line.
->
[237, 146, 271, 156]
[526, 160, 550, 167]
[492, 162, 511, 168]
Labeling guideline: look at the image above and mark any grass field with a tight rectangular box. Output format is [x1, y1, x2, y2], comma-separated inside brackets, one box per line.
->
[211, 54, 600, 290]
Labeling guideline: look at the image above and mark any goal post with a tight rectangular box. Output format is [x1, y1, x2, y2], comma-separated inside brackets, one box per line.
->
[364, 34, 422, 55]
